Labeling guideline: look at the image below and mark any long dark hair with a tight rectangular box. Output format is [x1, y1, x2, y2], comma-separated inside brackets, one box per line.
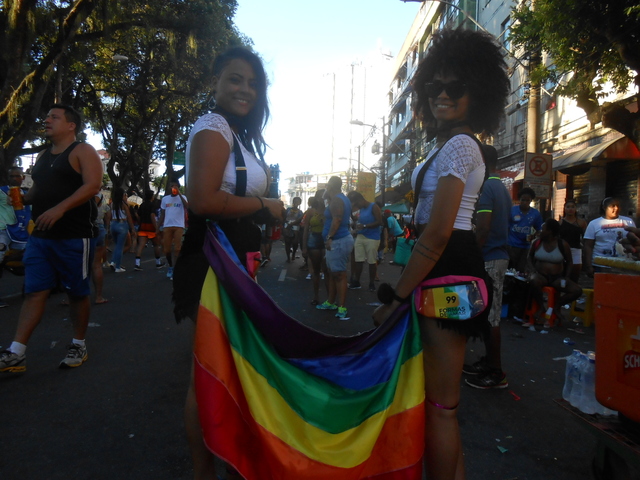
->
[413, 28, 509, 136]
[111, 187, 127, 220]
[212, 46, 270, 160]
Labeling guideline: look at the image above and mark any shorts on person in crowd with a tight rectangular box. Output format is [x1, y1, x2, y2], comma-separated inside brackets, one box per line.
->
[325, 235, 354, 273]
[354, 235, 380, 264]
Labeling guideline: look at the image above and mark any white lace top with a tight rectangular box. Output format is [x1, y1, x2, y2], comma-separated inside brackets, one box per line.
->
[185, 113, 269, 196]
[410, 134, 485, 230]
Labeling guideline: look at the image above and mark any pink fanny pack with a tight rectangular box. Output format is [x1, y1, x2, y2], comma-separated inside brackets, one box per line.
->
[414, 275, 489, 320]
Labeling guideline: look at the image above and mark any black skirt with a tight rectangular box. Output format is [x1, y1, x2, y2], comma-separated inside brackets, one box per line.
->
[172, 212, 261, 323]
[420, 230, 492, 339]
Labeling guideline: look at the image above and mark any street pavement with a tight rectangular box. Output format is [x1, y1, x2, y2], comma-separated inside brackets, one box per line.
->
[1, 240, 598, 479]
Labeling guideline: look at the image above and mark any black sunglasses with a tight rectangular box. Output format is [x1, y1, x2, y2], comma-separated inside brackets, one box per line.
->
[424, 80, 467, 100]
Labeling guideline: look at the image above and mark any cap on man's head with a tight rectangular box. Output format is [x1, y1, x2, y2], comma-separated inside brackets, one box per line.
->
[384, 209, 392, 215]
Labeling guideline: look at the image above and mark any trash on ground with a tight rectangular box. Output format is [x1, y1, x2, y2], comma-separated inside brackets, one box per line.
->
[567, 328, 585, 335]
[509, 390, 521, 401]
[540, 330, 549, 335]
[497, 446, 508, 453]
[563, 337, 575, 345]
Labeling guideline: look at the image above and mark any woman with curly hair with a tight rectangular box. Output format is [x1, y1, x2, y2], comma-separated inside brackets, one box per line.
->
[374, 28, 509, 480]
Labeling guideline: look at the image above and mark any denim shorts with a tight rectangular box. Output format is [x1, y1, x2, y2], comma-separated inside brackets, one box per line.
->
[23, 236, 96, 296]
[95, 224, 107, 248]
[325, 234, 354, 273]
[307, 232, 325, 250]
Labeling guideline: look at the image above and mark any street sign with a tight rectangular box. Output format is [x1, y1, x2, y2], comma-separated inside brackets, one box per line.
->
[524, 152, 553, 199]
[525, 181, 552, 199]
[173, 151, 186, 166]
[357, 172, 377, 202]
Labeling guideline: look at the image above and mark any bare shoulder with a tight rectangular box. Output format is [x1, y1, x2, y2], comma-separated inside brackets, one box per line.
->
[72, 142, 100, 157]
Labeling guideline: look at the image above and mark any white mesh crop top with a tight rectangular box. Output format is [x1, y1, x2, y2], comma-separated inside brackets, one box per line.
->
[185, 113, 269, 197]
[410, 134, 485, 231]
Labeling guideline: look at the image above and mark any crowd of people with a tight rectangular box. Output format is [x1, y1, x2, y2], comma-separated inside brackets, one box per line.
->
[2, 31, 640, 480]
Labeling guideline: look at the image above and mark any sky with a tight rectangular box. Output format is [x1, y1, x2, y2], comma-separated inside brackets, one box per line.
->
[233, 0, 421, 181]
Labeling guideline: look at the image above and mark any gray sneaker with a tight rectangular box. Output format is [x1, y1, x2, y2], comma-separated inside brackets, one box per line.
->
[59, 343, 88, 369]
[0, 350, 26, 373]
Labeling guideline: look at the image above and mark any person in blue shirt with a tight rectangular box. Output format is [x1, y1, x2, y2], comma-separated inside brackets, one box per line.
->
[465, 147, 512, 389]
[508, 187, 542, 273]
[316, 176, 354, 320]
[347, 191, 383, 292]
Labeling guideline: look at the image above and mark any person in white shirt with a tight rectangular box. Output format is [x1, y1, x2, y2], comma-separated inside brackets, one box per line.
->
[158, 179, 188, 280]
[584, 197, 635, 276]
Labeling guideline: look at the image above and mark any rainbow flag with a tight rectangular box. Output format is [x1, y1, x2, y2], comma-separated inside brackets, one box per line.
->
[194, 226, 425, 479]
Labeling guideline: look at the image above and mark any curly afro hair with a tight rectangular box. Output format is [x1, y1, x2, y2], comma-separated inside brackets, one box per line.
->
[413, 28, 509, 136]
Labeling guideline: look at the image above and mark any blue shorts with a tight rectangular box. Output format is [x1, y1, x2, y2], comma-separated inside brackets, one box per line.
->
[96, 224, 107, 248]
[23, 236, 96, 296]
[307, 232, 325, 250]
[325, 234, 354, 273]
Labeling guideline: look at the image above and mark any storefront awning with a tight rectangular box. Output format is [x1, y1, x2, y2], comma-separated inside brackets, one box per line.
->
[552, 136, 640, 172]
[383, 200, 410, 214]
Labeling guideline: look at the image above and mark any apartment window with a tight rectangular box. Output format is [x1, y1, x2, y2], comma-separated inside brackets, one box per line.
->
[501, 17, 511, 52]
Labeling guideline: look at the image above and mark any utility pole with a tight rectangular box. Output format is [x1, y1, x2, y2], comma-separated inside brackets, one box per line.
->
[381, 116, 387, 207]
[526, 0, 546, 214]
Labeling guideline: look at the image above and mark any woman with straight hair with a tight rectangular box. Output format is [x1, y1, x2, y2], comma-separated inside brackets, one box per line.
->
[558, 199, 587, 282]
[173, 46, 283, 480]
[109, 187, 135, 273]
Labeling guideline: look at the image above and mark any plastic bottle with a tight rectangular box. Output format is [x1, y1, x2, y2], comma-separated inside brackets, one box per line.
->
[569, 352, 586, 408]
[578, 352, 597, 414]
[562, 350, 581, 401]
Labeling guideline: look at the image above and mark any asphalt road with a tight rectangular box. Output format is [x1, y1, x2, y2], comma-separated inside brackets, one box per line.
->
[1, 240, 600, 479]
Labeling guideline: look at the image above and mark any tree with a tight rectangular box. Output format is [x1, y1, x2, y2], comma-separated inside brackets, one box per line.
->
[510, 0, 640, 149]
[0, 0, 104, 175]
[72, 0, 243, 191]
[0, 0, 244, 190]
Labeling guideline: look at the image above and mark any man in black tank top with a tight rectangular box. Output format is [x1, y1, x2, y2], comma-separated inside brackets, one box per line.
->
[0, 105, 103, 375]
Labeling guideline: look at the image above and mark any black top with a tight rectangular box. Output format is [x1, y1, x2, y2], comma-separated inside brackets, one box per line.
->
[31, 142, 97, 239]
[138, 201, 155, 224]
[558, 219, 582, 249]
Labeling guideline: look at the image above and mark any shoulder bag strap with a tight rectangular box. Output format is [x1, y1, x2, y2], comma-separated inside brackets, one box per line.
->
[233, 134, 247, 197]
[411, 146, 443, 226]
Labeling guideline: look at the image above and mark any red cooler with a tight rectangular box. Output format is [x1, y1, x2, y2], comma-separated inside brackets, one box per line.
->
[595, 273, 640, 422]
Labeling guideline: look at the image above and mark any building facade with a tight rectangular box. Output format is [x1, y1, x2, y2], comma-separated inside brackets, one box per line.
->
[381, 0, 639, 222]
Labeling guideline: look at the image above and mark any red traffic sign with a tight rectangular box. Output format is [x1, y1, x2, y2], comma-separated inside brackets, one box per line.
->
[525, 153, 553, 181]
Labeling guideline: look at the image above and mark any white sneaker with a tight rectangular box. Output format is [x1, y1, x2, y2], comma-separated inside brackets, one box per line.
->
[114, 267, 126, 273]
[0, 350, 26, 373]
[306, 274, 312, 280]
[59, 343, 88, 369]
